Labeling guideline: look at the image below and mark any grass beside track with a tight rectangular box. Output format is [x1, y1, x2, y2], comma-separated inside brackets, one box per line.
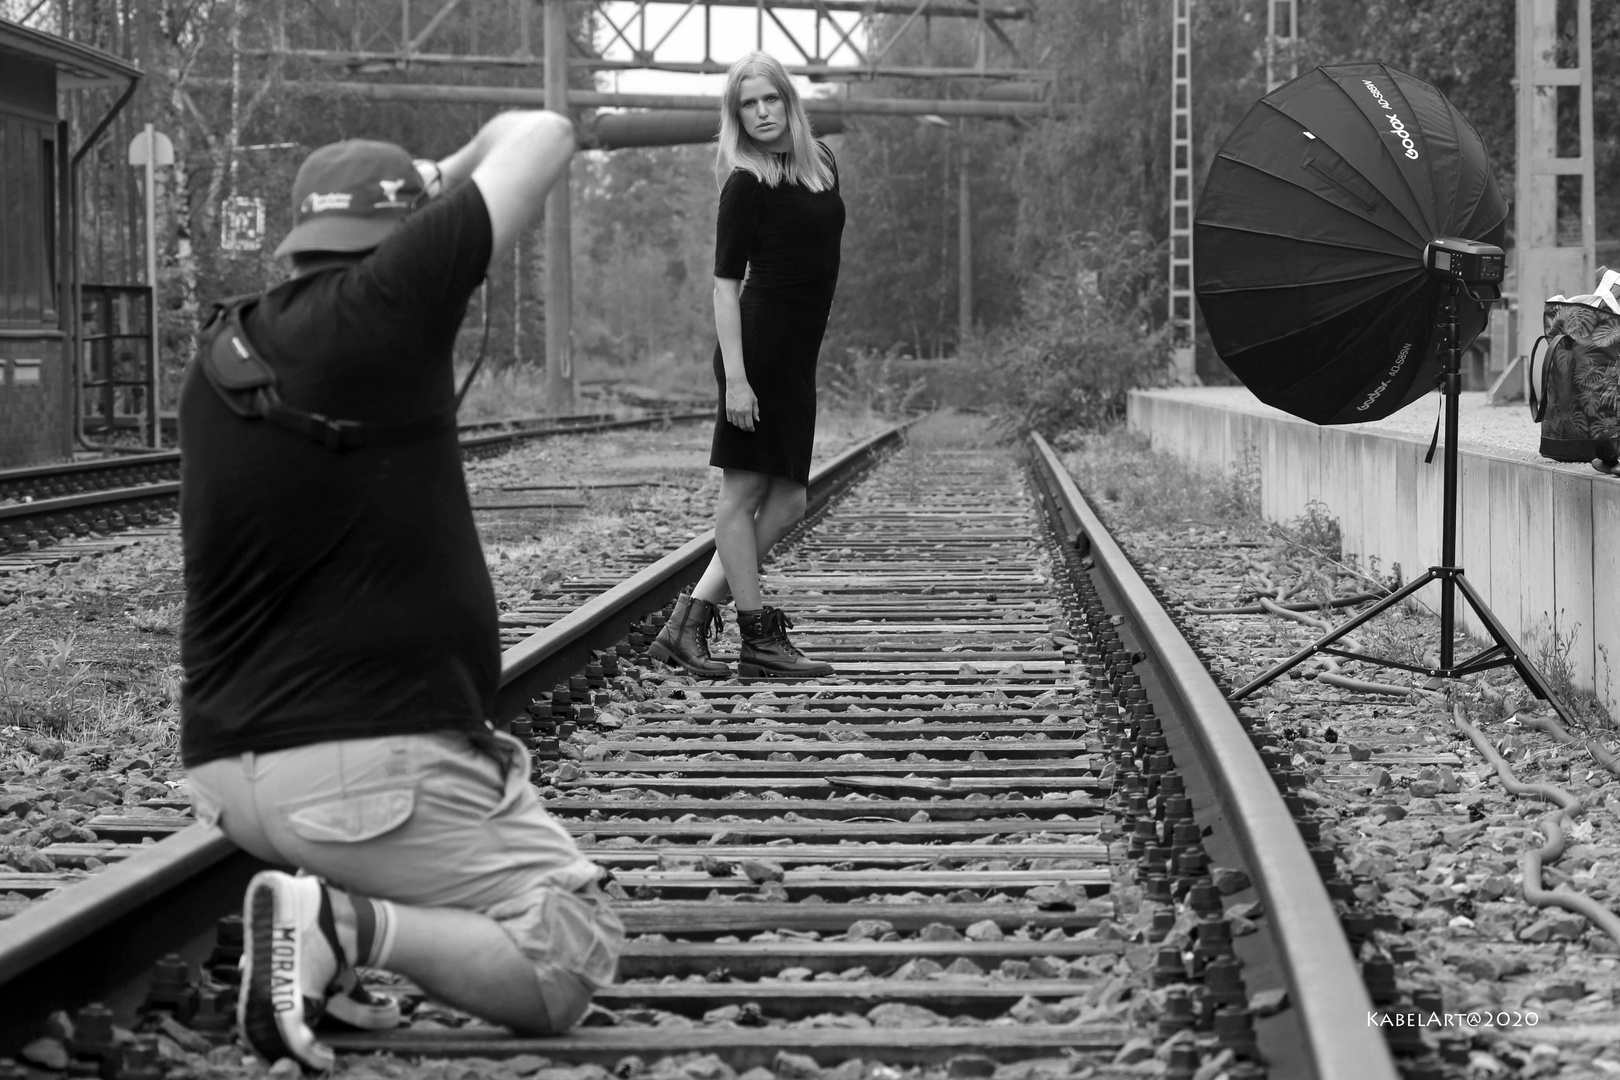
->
[1060, 427, 1617, 736]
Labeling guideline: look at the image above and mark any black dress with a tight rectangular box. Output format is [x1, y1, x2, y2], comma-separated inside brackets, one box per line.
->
[709, 144, 845, 485]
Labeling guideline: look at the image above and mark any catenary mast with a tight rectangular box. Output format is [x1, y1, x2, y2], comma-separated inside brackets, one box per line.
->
[1168, 0, 1194, 382]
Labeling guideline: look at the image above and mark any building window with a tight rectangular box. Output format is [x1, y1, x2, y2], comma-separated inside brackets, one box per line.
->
[0, 112, 58, 329]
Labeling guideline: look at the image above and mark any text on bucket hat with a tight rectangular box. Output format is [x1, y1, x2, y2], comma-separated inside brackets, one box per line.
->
[273, 140, 424, 258]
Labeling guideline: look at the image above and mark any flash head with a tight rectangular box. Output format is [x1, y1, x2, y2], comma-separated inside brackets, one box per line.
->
[1426, 237, 1505, 302]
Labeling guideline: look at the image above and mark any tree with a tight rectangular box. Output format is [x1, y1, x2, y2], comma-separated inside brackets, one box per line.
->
[572, 144, 717, 372]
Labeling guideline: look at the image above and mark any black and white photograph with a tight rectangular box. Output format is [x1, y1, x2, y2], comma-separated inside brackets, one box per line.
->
[0, 2, 1618, 1078]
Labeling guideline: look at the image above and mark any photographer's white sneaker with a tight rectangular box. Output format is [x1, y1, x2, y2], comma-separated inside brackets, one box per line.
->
[238, 870, 344, 1071]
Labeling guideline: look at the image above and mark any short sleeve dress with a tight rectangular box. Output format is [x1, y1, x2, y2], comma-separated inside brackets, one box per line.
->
[710, 143, 846, 485]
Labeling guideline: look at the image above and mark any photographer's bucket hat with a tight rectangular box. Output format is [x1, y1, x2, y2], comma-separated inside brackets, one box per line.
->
[274, 140, 423, 258]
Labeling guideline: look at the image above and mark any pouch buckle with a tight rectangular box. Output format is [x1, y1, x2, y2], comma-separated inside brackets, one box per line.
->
[312, 413, 361, 452]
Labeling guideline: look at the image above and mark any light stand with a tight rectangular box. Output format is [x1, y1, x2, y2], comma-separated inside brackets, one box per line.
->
[1229, 277, 1576, 724]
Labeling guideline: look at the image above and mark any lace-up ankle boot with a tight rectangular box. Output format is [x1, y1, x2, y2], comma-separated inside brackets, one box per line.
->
[648, 590, 731, 678]
[737, 606, 833, 679]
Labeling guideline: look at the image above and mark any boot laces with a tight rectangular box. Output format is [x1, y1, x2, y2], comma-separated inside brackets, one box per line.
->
[694, 604, 724, 660]
[762, 607, 805, 657]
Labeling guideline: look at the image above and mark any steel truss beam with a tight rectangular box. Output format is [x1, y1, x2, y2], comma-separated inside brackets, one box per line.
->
[269, 0, 1037, 83]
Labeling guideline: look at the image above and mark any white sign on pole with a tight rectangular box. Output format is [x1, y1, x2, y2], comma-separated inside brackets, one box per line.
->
[126, 130, 174, 167]
[221, 196, 267, 252]
[131, 125, 169, 448]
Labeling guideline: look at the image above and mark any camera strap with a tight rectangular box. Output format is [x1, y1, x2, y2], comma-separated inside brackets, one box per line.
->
[198, 294, 457, 452]
[454, 280, 491, 413]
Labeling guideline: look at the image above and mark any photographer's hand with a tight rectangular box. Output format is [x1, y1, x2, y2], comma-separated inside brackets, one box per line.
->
[413, 158, 446, 199]
[725, 381, 760, 432]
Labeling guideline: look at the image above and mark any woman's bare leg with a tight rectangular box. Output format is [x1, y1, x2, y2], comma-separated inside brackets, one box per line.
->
[692, 473, 808, 608]
[693, 469, 771, 608]
[752, 477, 808, 565]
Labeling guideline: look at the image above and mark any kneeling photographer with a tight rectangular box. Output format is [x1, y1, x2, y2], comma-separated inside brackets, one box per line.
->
[178, 110, 621, 1070]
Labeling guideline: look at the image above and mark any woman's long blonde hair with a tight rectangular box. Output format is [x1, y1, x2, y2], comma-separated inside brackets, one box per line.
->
[715, 52, 834, 192]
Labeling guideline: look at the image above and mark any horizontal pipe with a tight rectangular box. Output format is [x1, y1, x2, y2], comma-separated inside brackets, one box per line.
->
[579, 90, 1067, 119]
[580, 110, 844, 150]
[243, 49, 1045, 83]
[215, 79, 1075, 118]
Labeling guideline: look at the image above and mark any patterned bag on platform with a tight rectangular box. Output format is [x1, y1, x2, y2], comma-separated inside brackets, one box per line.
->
[1528, 300, 1620, 468]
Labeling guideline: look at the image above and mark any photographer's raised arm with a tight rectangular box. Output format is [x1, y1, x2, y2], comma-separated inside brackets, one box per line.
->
[432, 110, 575, 275]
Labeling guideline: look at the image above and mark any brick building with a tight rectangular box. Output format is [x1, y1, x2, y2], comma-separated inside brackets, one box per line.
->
[0, 19, 139, 467]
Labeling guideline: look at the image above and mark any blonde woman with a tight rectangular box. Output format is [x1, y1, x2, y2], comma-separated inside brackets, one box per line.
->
[651, 51, 845, 679]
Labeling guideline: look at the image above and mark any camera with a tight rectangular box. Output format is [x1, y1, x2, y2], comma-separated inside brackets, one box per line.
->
[1426, 237, 1505, 302]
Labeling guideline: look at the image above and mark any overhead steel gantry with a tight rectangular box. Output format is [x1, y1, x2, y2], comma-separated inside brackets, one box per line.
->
[244, 0, 1052, 409]
[271, 1, 1042, 81]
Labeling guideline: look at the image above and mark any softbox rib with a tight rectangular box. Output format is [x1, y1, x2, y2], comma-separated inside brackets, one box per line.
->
[1194, 231, 1414, 297]
[1197, 155, 1422, 255]
[1198, 269, 1420, 352]
[1273, 70, 1437, 241]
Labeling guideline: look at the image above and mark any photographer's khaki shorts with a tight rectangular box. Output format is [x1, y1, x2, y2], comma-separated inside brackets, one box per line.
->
[188, 729, 621, 1031]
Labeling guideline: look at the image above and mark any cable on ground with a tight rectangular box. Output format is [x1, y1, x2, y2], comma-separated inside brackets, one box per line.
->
[1453, 705, 1620, 949]
[1186, 589, 1389, 616]
[1257, 597, 1433, 698]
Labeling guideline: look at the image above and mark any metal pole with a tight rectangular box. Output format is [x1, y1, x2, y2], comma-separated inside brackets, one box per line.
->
[144, 122, 159, 448]
[544, 0, 574, 413]
[957, 135, 971, 350]
[1515, 0, 1594, 367]
[1265, 0, 1274, 90]
[1167, 0, 1195, 382]
[1265, 0, 1299, 91]
[1439, 290, 1461, 669]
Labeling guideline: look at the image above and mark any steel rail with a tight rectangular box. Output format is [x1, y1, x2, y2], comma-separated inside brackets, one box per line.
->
[0, 410, 704, 492]
[0, 421, 907, 1055]
[0, 482, 180, 522]
[1026, 431, 1397, 1080]
[0, 452, 179, 484]
[494, 421, 909, 723]
[458, 409, 715, 456]
[0, 411, 714, 551]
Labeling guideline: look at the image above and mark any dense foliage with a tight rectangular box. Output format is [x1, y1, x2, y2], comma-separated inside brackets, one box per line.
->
[994, 225, 1172, 434]
[7, 0, 1617, 434]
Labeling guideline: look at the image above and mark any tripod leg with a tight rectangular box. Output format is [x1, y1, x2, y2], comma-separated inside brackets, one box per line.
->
[1229, 571, 1436, 701]
[1452, 574, 1579, 725]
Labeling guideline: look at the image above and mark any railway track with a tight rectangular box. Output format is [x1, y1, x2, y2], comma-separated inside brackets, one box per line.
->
[0, 417, 1396, 1079]
[0, 409, 710, 560]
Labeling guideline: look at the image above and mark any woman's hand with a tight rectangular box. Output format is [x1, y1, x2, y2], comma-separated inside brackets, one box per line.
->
[725, 380, 760, 431]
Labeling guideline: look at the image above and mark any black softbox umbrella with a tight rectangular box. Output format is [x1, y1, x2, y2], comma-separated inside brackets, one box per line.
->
[1194, 63, 1508, 424]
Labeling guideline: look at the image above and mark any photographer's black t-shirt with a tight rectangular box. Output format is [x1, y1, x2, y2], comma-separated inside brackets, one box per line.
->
[178, 182, 495, 767]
